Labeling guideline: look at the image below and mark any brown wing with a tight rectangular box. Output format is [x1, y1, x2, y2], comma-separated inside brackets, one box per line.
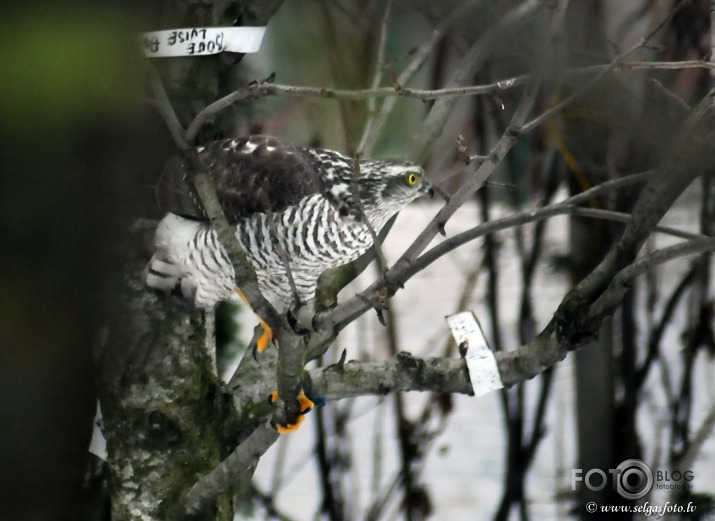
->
[155, 135, 325, 222]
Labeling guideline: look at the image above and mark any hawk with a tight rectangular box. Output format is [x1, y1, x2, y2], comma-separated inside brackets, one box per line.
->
[146, 135, 432, 346]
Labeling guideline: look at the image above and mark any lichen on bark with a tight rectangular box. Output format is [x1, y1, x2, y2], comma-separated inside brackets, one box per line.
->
[99, 252, 240, 521]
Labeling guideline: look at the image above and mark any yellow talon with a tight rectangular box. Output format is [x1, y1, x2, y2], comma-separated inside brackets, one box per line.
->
[276, 415, 306, 434]
[236, 289, 273, 352]
[256, 317, 273, 352]
[269, 390, 315, 434]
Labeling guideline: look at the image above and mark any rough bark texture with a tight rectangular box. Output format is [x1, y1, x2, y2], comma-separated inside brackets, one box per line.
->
[100, 246, 239, 521]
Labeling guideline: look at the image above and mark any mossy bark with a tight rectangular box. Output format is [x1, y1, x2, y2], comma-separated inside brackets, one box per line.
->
[99, 247, 240, 521]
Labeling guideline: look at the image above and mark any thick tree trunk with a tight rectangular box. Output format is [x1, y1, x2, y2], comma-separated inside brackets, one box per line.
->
[97, 2, 284, 519]
[562, 2, 623, 517]
[100, 245, 238, 521]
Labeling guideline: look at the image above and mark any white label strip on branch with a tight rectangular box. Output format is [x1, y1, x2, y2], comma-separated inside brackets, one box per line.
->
[446, 311, 503, 396]
[88, 401, 107, 460]
[140, 26, 267, 57]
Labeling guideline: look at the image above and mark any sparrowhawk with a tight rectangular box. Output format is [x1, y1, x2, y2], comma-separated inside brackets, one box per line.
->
[146, 135, 432, 343]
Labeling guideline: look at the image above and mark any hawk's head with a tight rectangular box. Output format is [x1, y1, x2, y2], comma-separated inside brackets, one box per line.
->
[356, 160, 432, 229]
[330, 159, 433, 231]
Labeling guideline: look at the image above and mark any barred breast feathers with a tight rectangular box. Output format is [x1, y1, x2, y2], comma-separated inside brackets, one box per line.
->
[235, 195, 373, 274]
[148, 196, 375, 311]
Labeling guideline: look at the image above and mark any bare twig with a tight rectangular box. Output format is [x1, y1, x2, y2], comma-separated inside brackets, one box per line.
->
[251, 483, 299, 521]
[674, 403, 715, 475]
[671, 406, 715, 503]
[637, 267, 697, 390]
[314, 404, 346, 521]
[587, 237, 715, 320]
[366, 470, 402, 521]
[356, 0, 393, 156]
[267, 211, 301, 306]
[183, 59, 715, 142]
[185, 87, 256, 143]
[494, 236, 715, 387]
[148, 64, 308, 517]
[145, 2, 715, 515]
[360, 0, 482, 156]
[556, 84, 715, 347]
[407, 0, 541, 162]
[236, 226, 714, 400]
[377, 268, 424, 521]
[402, 0, 565, 270]
[569, 207, 708, 241]
[222, 240, 714, 444]
[351, 157, 389, 271]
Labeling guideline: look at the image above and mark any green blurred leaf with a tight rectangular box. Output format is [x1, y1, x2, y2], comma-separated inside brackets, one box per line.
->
[0, 5, 143, 132]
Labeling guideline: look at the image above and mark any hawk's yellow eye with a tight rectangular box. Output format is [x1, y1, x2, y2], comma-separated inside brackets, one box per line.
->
[405, 172, 420, 186]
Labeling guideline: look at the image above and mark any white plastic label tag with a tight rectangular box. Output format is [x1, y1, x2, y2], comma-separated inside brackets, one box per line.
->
[140, 26, 267, 57]
[446, 311, 503, 396]
[88, 402, 107, 461]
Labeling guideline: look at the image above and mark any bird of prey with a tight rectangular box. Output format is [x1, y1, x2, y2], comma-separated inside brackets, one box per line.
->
[146, 135, 432, 350]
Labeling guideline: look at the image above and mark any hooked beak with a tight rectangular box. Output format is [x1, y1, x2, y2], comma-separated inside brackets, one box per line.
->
[422, 180, 434, 199]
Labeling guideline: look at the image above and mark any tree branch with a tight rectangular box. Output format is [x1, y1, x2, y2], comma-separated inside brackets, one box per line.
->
[183, 58, 715, 141]
[183, 422, 279, 516]
[587, 237, 715, 321]
[143, 3, 715, 517]
[359, 0, 482, 155]
[185, 87, 258, 143]
[407, 0, 541, 162]
[496, 233, 715, 386]
[521, 0, 690, 133]
[212, 233, 715, 517]
[240, 225, 715, 405]
[356, 0, 393, 156]
[568, 207, 707, 241]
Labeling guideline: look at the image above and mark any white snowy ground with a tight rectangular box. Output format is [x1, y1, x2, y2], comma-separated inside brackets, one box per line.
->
[232, 186, 714, 520]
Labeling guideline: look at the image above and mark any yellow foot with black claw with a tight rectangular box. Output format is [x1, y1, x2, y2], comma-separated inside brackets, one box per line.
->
[256, 317, 273, 352]
[269, 390, 315, 434]
[236, 289, 273, 353]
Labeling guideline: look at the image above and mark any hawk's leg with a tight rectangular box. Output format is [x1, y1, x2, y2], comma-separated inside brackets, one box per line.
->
[235, 290, 273, 353]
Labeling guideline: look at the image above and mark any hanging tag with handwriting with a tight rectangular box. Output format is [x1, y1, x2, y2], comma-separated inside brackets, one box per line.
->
[140, 26, 267, 58]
